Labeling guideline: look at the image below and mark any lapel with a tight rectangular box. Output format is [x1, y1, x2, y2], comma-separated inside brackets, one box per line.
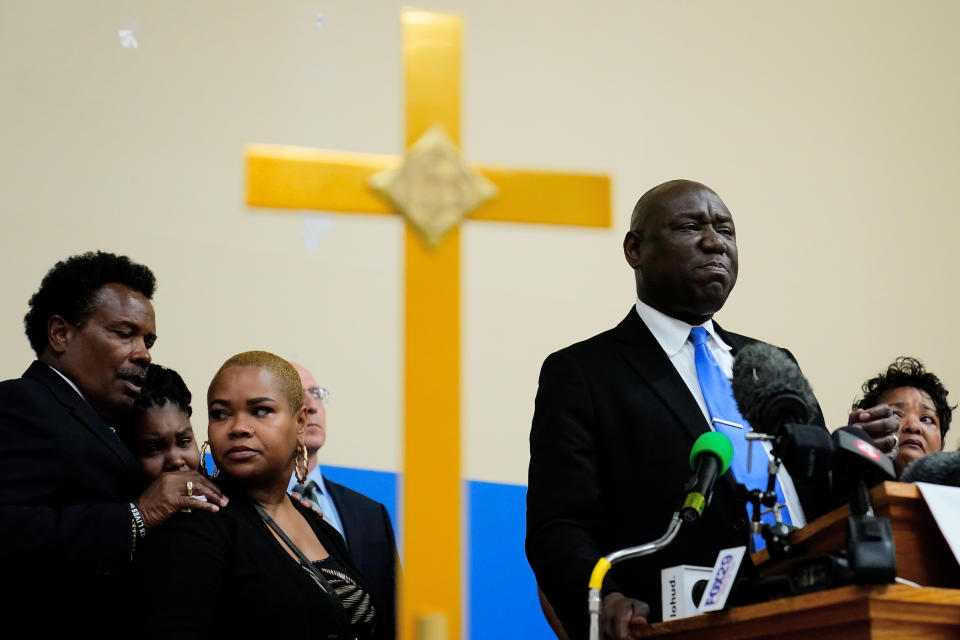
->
[24, 361, 139, 473]
[322, 477, 353, 541]
[612, 308, 709, 445]
[713, 321, 752, 357]
[613, 309, 753, 494]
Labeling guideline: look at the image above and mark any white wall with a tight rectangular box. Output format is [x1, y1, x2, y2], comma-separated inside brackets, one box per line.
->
[2, 0, 958, 486]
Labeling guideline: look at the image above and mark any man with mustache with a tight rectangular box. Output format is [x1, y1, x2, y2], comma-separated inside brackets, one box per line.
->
[0, 251, 225, 639]
[526, 180, 897, 640]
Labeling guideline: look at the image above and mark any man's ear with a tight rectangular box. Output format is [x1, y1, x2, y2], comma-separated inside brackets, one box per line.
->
[46, 315, 72, 355]
[623, 230, 644, 269]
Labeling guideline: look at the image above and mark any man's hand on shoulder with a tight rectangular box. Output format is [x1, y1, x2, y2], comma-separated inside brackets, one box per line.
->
[134, 470, 228, 530]
[848, 404, 899, 454]
[601, 592, 650, 640]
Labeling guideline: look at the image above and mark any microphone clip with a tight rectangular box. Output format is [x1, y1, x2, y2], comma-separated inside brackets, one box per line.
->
[735, 443, 799, 559]
[744, 431, 774, 476]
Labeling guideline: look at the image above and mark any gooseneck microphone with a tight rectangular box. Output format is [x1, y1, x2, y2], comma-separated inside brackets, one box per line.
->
[681, 432, 734, 522]
[731, 343, 818, 435]
[585, 433, 734, 640]
[901, 450, 960, 486]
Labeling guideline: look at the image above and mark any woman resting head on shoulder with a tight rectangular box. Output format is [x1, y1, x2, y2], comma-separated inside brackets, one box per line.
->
[131, 351, 380, 639]
[123, 363, 201, 481]
[853, 357, 954, 476]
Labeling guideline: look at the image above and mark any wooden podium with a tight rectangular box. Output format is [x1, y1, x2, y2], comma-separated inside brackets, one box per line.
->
[635, 482, 960, 639]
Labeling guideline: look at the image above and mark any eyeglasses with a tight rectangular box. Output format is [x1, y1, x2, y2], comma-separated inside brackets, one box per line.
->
[306, 386, 330, 404]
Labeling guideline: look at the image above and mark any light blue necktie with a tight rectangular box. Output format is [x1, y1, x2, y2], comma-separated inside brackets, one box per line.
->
[690, 327, 791, 550]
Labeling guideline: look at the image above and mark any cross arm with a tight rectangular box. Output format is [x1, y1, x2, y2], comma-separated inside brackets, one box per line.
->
[245, 144, 396, 214]
[470, 165, 611, 228]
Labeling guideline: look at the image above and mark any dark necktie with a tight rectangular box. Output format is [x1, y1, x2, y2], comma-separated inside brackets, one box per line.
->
[690, 327, 792, 550]
[293, 480, 330, 523]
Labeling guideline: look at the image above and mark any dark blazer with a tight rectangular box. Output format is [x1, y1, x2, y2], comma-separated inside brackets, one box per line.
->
[525, 309, 828, 639]
[326, 477, 399, 639]
[0, 361, 142, 639]
[129, 490, 384, 640]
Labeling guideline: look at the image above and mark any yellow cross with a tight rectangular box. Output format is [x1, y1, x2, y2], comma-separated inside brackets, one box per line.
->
[245, 9, 609, 639]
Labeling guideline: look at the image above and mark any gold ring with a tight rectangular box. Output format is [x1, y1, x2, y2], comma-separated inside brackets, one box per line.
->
[892, 434, 899, 449]
[186, 480, 194, 497]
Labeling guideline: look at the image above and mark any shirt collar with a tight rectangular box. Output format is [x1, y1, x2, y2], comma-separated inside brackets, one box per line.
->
[633, 298, 732, 356]
[288, 464, 330, 494]
[305, 464, 329, 495]
[47, 365, 86, 401]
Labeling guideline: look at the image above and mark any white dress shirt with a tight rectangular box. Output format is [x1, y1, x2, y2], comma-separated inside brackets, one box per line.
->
[633, 299, 806, 526]
[48, 365, 85, 401]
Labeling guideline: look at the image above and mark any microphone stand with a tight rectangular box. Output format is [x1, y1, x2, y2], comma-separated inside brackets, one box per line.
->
[586, 513, 684, 640]
[844, 477, 897, 583]
[744, 432, 797, 558]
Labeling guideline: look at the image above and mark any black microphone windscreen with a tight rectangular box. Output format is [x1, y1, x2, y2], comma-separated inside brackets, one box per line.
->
[731, 343, 818, 435]
[832, 426, 896, 484]
[834, 425, 874, 445]
[900, 451, 960, 486]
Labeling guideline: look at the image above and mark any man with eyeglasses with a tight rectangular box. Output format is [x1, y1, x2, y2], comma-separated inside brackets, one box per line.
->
[288, 361, 398, 638]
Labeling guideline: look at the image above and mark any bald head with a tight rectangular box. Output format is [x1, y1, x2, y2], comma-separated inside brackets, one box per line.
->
[623, 179, 738, 325]
[290, 361, 327, 453]
[630, 180, 721, 234]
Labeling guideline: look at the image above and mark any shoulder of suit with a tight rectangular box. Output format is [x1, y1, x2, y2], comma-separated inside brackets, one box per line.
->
[0, 370, 46, 395]
[717, 329, 799, 365]
[544, 323, 623, 363]
[719, 330, 789, 352]
[1, 363, 76, 406]
[719, 329, 755, 348]
[0, 372, 71, 420]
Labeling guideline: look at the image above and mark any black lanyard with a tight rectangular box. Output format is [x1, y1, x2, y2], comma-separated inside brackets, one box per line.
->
[253, 503, 342, 603]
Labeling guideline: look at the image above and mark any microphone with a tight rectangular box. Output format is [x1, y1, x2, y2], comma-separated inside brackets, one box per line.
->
[830, 427, 898, 582]
[589, 433, 734, 640]
[680, 431, 734, 522]
[730, 342, 832, 490]
[832, 426, 896, 488]
[731, 343, 819, 436]
[900, 451, 960, 486]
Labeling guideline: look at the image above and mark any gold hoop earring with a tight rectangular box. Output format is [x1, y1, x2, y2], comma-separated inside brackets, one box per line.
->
[199, 440, 218, 477]
[294, 442, 308, 484]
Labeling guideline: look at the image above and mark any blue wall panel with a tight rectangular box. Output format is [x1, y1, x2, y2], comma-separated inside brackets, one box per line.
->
[322, 464, 399, 533]
[468, 480, 554, 640]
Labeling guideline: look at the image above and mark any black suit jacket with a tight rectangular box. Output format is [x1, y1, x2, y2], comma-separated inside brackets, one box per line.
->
[525, 309, 828, 639]
[326, 477, 399, 639]
[0, 361, 142, 638]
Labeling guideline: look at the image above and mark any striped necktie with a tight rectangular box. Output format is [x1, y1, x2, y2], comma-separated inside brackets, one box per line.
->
[294, 480, 331, 525]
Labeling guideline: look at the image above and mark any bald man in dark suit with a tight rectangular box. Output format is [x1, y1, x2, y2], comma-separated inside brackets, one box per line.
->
[525, 181, 897, 640]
